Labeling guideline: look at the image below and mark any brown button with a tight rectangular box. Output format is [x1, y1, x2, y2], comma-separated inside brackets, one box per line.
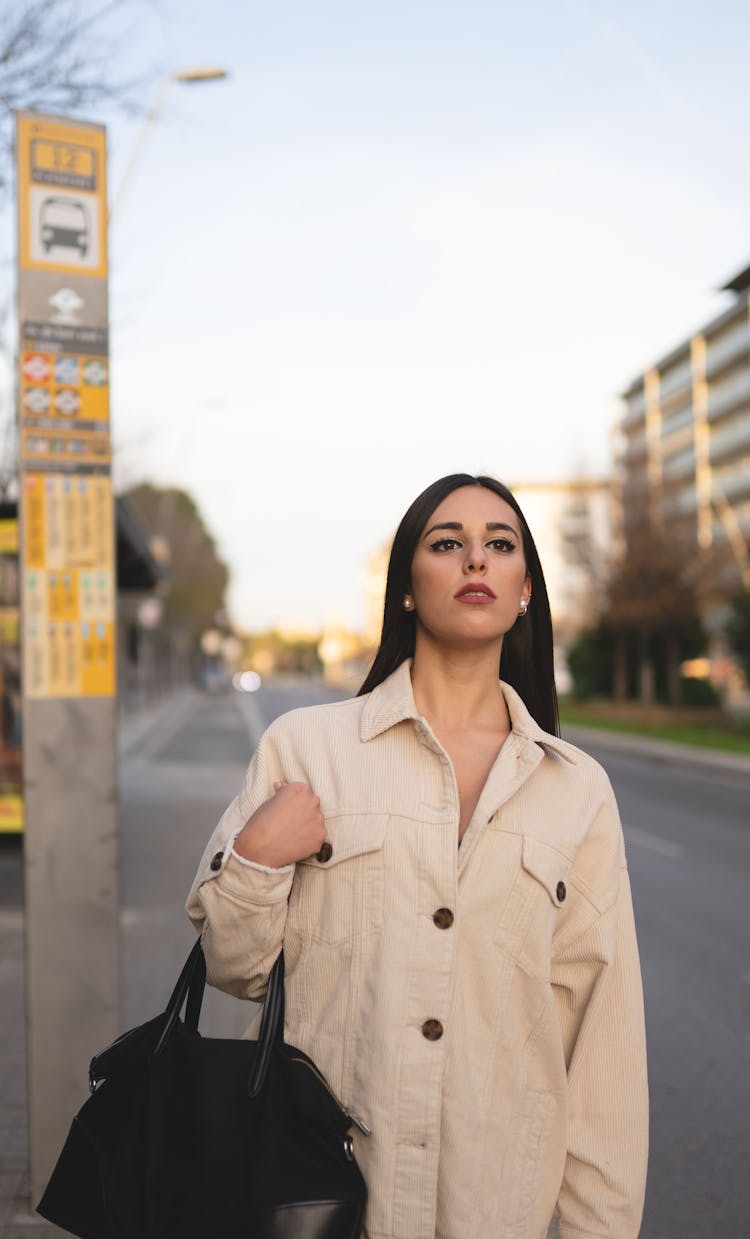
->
[316, 841, 333, 863]
[421, 1019, 444, 1041]
[432, 908, 454, 930]
[556, 880, 567, 903]
[209, 851, 224, 872]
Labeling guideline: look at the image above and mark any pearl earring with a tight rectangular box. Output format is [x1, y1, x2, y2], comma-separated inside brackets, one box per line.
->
[518, 598, 529, 616]
[403, 595, 414, 611]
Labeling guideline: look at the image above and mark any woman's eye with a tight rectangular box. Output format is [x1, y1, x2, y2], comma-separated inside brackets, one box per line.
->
[487, 538, 516, 552]
[429, 538, 461, 552]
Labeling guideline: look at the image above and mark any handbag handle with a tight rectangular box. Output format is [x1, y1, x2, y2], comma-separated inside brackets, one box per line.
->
[152, 938, 205, 1058]
[248, 951, 284, 1098]
[153, 938, 285, 1100]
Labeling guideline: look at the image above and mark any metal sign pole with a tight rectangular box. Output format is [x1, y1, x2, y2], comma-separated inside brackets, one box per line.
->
[15, 110, 119, 1206]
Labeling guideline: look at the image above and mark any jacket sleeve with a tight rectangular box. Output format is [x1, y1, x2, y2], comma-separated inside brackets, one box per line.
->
[185, 722, 295, 1000]
[551, 787, 649, 1239]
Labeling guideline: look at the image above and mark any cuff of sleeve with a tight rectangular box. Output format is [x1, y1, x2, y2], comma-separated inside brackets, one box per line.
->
[214, 851, 294, 905]
[228, 825, 294, 875]
[229, 845, 294, 875]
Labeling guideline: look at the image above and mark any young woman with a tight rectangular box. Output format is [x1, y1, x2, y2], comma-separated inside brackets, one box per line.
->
[187, 473, 649, 1239]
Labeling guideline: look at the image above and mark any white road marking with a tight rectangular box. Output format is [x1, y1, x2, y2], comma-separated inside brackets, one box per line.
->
[623, 823, 685, 860]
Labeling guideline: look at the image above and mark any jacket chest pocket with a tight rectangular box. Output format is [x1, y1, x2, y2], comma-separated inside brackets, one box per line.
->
[288, 813, 389, 946]
[515, 835, 572, 980]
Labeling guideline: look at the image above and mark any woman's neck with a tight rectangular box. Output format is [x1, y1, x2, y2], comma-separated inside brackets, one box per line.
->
[410, 636, 509, 732]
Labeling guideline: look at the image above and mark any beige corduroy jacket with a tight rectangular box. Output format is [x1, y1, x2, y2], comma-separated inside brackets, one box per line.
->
[186, 660, 649, 1239]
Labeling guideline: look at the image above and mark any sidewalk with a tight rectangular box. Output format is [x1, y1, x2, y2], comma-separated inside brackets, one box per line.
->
[0, 856, 33, 1238]
[0, 841, 58, 1236]
[118, 683, 199, 759]
[563, 720, 750, 782]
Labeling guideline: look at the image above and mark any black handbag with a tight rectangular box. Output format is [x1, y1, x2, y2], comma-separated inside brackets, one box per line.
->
[37, 939, 368, 1238]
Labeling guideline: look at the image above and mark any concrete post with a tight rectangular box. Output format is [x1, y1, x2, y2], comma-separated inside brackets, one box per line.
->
[24, 698, 119, 1204]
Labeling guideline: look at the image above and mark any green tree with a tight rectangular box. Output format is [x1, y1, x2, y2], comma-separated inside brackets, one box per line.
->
[121, 483, 229, 650]
[604, 495, 704, 705]
[726, 592, 750, 684]
[566, 624, 615, 699]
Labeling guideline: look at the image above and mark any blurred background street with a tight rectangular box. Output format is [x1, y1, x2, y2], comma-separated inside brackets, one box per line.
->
[2, 678, 749, 1238]
[3, 3, 750, 1235]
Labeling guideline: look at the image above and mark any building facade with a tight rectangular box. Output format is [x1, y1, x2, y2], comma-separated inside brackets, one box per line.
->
[620, 262, 750, 609]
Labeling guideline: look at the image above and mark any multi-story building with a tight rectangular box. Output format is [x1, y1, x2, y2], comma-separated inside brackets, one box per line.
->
[620, 262, 750, 625]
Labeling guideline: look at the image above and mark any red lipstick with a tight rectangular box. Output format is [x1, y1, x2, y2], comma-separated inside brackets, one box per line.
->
[454, 583, 496, 603]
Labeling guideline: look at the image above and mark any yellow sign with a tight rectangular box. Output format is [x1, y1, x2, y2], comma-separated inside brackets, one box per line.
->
[30, 138, 98, 190]
[0, 518, 18, 554]
[0, 794, 23, 833]
[22, 474, 115, 699]
[22, 426, 112, 469]
[22, 351, 109, 422]
[0, 515, 21, 829]
[17, 113, 107, 278]
[16, 111, 115, 700]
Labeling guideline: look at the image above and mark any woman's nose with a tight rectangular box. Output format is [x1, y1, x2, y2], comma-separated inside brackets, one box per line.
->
[463, 542, 487, 573]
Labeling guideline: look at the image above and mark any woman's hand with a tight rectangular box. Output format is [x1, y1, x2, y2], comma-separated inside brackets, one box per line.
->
[232, 781, 326, 869]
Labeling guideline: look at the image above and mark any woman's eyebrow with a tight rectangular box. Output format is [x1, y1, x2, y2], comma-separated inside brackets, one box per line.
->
[423, 521, 463, 537]
[422, 521, 519, 538]
[486, 522, 519, 535]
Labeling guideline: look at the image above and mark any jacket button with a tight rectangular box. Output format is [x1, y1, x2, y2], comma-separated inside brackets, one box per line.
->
[421, 1019, 444, 1041]
[556, 880, 567, 902]
[316, 841, 333, 863]
[432, 908, 454, 930]
[209, 851, 224, 872]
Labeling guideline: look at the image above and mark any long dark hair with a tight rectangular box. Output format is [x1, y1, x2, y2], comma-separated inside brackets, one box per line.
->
[358, 473, 559, 736]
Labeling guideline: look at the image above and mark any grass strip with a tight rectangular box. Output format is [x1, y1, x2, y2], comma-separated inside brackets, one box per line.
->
[559, 706, 750, 756]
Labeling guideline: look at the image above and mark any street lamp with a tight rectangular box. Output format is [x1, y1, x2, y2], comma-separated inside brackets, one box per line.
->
[108, 66, 229, 219]
[173, 68, 228, 83]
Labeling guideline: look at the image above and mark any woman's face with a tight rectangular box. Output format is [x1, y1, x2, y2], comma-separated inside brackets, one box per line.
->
[409, 486, 531, 648]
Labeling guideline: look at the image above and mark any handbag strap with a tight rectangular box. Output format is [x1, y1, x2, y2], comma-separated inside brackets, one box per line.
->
[247, 951, 284, 1098]
[153, 936, 285, 1101]
[184, 945, 206, 1030]
[153, 937, 205, 1057]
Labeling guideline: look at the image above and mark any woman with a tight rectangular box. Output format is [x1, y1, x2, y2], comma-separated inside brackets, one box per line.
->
[187, 473, 649, 1239]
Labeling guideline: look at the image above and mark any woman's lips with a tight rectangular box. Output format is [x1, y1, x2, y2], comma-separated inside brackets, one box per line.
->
[454, 586, 496, 604]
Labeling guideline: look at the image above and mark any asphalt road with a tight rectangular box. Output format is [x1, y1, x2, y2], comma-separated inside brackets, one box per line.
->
[117, 680, 750, 1238]
[565, 735, 750, 1239]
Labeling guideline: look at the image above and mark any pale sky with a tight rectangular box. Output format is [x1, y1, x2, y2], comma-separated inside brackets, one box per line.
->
[10, 0, 750, 631]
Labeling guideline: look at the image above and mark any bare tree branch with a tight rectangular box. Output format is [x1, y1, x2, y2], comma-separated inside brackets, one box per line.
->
[0, 0, 162, 490]
[0, 0, 158, 189]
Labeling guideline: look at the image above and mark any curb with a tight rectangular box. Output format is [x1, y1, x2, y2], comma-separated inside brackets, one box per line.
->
[562, 722, 750, 780]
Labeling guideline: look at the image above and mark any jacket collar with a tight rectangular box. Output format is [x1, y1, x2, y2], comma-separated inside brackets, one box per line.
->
[360, 658, 576, 765]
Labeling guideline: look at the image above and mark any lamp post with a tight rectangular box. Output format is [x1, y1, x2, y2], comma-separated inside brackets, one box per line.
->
[108, 66, 228, 219]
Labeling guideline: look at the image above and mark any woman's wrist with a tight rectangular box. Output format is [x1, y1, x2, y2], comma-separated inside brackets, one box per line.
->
[233, 821, 284, 869]
[232, 822, 269, 865]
